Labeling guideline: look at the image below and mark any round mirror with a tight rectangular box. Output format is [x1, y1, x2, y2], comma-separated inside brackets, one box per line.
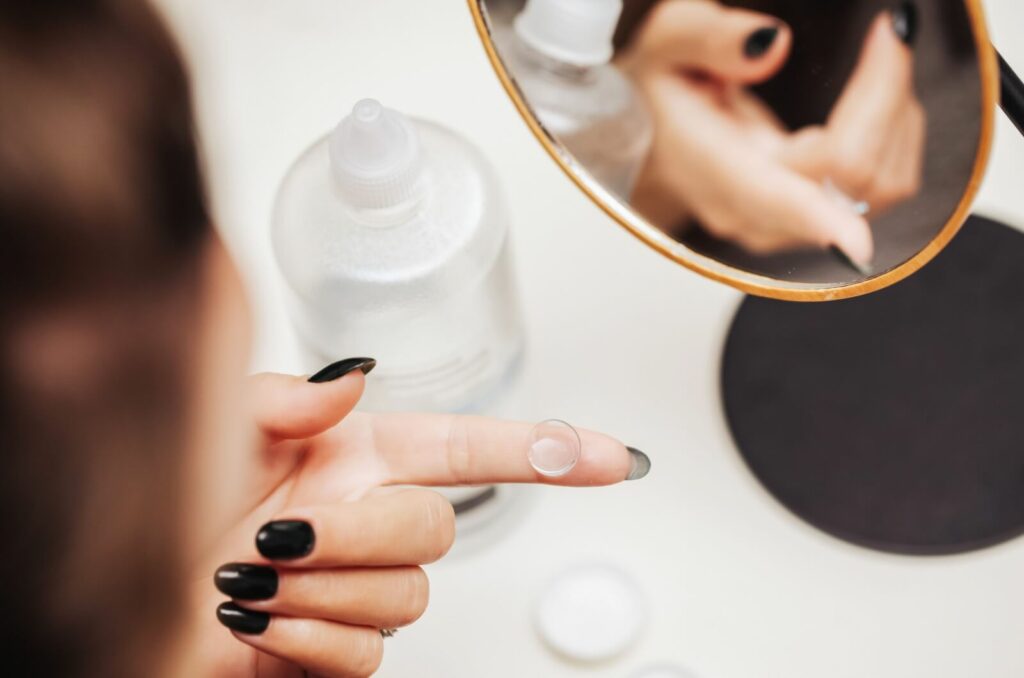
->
[469, 0, 998, 300]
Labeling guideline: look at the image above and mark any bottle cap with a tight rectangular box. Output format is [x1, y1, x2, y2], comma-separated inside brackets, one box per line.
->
[328, 99, 423, 209]
[514, 0, 623, 67]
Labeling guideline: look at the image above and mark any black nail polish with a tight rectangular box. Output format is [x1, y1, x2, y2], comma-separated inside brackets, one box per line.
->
[216, 602, 270, 635]
[830, 246, 873, 277]
[891, 2, 917, 46]
[626, 447, 651, 480]
[308, 357, 376, 383]
[744, 26, 779, 58]
[256, 520, 315, 560]
[214, 563, 278, 600]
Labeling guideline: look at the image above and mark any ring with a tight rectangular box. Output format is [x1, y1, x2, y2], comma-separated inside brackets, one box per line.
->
[380, 628, 399, 638]
[823, 178, 870, 216]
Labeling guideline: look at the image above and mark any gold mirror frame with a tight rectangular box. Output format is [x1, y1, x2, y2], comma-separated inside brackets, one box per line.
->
[468, 0, 999, 301]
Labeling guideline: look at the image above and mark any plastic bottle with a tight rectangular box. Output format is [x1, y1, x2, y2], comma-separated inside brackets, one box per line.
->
[494, 0, 653, 199]
[272, 99, 525, 415]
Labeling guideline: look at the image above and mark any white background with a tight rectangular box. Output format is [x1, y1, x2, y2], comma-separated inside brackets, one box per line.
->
[155, 1, 1024, 676]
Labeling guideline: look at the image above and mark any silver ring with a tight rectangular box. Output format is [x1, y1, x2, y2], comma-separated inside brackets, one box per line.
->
[380, 628, 399, 638]
[823, 178, 870, 216]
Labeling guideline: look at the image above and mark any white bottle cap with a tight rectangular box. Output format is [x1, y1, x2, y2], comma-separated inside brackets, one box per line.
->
[514, 0, 623, 67]
[328, 99, 423, 209]
[535, 563, 647, 663]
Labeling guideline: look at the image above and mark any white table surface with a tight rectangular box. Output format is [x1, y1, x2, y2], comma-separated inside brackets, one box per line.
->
[155, 1, 1024, 676]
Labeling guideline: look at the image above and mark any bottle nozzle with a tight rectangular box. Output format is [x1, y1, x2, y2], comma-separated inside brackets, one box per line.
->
[328, 99, 423, 209]
[515, 0, 623, 67]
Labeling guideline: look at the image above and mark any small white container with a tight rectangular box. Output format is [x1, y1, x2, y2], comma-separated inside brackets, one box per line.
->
[535, 563, 648, 663]
[631, 665, 699, 678]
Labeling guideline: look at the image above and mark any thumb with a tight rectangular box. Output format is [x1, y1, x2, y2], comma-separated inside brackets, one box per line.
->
[625, 0, 791, 84]
[249, 358, 374, 440]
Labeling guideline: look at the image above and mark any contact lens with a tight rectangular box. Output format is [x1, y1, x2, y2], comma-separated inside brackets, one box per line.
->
[527, 419, 581, 477]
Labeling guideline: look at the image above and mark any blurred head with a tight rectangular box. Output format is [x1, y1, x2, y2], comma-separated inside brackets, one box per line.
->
[0, 1, 251, 675]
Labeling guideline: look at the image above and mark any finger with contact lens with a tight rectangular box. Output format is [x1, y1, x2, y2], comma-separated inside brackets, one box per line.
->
[364, 413, 650, 487]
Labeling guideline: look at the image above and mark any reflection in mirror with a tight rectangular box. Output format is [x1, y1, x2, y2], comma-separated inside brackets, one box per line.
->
[479, 0, 987, 287]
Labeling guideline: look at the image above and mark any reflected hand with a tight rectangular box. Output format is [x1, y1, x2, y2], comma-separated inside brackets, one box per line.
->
[622, 1, 923, 268]
[185, 363, 639, 677]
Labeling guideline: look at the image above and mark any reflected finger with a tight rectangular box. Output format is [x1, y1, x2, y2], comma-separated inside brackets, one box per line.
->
[625, 0, 791, 83]
[747, 159, 874, 265]
[825, 12, 918, 197]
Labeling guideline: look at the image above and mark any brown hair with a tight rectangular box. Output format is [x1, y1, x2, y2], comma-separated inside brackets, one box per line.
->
[0, 1, 209, 675]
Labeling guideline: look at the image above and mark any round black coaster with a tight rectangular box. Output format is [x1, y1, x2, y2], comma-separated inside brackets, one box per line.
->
[721, 216, 1024, 555]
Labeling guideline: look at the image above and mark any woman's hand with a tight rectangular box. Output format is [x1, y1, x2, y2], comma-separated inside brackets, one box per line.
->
[622, 0, 923, 268]
[185, 359, 644, 678]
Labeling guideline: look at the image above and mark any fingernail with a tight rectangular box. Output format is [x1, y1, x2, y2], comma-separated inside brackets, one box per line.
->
[830, 245, 873, 276]
[891, 2, 917, 45]
[214, 563, 278, 600]
[625, 447, 651, 480]
[216, 602, 270, 635]
[256, 520, 315, 560]
[308, 357, 376, 383]
[744, 25, 779, 58]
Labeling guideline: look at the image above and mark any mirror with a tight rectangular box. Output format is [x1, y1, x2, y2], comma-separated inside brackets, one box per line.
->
[470, 0, 998, 300]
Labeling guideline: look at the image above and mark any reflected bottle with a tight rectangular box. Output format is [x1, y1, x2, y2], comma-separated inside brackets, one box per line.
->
[495, 0, 653, 200]
[272, 99, 525, 414]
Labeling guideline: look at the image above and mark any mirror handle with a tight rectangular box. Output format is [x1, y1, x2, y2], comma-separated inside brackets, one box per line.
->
[998, 48, 1024, 138]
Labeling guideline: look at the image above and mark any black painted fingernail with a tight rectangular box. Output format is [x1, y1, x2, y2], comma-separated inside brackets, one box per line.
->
[216, 602, 270, 635]
[891, 2, 917, 45]
[256, 520, 315, 560]
[830, 246, 873, 276]
[214, 563, 278, 600]
[744, 26, 779, 58]
[626, 447, 651, 480]
[308, 357, 376, 383]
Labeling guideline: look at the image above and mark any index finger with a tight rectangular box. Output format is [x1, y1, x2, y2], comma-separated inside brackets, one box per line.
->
[362, 413, 648, 487]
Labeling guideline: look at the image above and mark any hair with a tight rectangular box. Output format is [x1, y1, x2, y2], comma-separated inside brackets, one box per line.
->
[0, 1, 210, 676]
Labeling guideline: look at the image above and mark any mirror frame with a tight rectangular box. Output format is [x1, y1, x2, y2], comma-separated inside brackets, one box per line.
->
[468, 0, 999, 301]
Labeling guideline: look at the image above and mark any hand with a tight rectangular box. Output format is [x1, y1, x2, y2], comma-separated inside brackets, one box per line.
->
[184, 360, 642, 678]
[622, 1, 924, 268]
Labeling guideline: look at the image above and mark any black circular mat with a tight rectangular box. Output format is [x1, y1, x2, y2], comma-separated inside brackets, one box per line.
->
[721, 215, 1024, 555]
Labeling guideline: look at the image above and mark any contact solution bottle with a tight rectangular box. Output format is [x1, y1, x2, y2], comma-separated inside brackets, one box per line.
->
[272, 99, 525, 416]
[495, 0, 653, 199]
